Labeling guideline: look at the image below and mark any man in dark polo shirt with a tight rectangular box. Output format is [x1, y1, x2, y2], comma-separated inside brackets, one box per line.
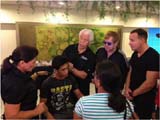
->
[96, 31, 128, 90]
[62, 28, 96, 104]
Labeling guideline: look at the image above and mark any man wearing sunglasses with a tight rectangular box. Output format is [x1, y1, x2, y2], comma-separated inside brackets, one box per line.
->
[96, 31, 128, 90]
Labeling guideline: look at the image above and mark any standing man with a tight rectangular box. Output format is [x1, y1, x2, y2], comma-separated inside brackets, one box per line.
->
[96, 31, 128, 90]
[62, 28, 96, 103]
[125, 28, 159, 119]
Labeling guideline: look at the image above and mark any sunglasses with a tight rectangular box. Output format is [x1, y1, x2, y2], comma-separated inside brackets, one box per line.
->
[103, 41, 113, 46]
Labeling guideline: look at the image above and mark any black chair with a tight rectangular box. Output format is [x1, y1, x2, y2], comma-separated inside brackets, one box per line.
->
[32, 66, 53, 89]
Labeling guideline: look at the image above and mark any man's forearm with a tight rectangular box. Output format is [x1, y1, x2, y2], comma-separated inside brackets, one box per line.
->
[71, 67, 87, 79]
[132, 82, 156, 97]
[125, 69, 131, 89]
[5, 109, 39, 119]
[133, 71, 158, 97]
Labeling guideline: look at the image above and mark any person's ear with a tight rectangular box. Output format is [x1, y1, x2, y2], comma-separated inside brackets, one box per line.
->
[53, 69, 57, 73]
[97, 80, 101, 87]
[53, 69, 57, 77]
[114, 41, 118, 47]
[18, 60, 25, 67]
[141, 37, 146, 43]
[95, 79, 101, 88]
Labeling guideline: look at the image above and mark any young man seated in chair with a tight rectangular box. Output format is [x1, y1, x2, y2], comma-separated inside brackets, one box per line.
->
[40, 55, 83, 119]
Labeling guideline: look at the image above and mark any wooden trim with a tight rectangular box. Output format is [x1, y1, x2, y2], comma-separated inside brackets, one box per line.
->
[1, 23, 16, 30]
[16, 22, 123, 28]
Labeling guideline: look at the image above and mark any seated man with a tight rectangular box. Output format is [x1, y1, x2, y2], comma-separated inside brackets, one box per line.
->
[40, 55, 83, 119]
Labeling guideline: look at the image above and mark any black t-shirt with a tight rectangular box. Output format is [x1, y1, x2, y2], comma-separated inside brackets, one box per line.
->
[96, 47, 129, 89]
[40, 74, 78, 115]
[130, 47, 159, 92]
[1, 67, 37, 111]
[62, 44, 96, 95]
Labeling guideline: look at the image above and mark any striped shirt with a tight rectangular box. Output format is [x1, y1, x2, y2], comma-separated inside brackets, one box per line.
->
[74, 93, 133, 120]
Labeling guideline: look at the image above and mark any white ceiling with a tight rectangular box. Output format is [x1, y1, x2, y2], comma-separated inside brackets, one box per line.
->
[1, 0, 79, 9]
[2, 1, 159, 15]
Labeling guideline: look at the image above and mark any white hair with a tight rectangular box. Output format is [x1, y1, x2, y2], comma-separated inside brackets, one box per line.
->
[79, 29, 94, 43]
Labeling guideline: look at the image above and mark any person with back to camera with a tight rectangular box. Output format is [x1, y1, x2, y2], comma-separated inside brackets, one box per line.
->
[74, 60, 138, 119]
[125, 28, 159, 119]
[62, 28, 96, 104]
[40, 55, 83, 119]
[1, 45, 51, 119]
[96, 31, 128, 90]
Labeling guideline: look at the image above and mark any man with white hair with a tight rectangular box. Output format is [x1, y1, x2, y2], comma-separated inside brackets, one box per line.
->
[63, 28, 96, 104]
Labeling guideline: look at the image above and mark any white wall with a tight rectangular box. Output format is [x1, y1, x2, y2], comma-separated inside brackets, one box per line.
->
[0, 30, 17, 64]
[122, 32, 133, 57]
[0, 5, 159, 62]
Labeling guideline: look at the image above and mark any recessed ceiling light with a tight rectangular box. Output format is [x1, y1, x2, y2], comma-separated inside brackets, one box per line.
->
[116, 6, 120, 9]
[58, 2, 65, 5]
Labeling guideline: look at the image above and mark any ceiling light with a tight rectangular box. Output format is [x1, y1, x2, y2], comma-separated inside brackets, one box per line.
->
[115, 1, 120, 10]
[58, 2, 65, 5]
[116, 5, 120, 9]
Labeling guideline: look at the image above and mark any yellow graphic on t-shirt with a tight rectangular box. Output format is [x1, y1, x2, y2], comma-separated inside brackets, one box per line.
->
[50, 85, 72, 93]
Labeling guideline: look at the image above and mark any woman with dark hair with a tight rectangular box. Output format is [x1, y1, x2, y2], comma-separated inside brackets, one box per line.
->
[74, 60, 137, 119]
[1, 45, 49, 119]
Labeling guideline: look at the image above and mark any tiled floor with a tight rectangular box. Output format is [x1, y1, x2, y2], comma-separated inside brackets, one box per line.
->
[0, 83, 96, 115]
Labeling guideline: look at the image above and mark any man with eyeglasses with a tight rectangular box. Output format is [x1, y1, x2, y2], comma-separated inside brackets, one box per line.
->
[96, 31, 128, 90]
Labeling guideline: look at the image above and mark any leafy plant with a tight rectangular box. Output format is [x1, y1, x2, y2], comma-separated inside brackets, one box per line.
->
[64, 1, 69, 21]
[98, 1, 106, 19]
[29, 1, 35, 14]
[16, 0, 21, 14]
[15, 1, 159, 23]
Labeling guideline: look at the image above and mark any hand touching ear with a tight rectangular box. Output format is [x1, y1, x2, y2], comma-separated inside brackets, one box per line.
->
[37, 71, 49, 76]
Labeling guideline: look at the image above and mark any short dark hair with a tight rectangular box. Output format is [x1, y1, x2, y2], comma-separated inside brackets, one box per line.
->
[52, 55, 69, 70]
[131, 28, 148, 41]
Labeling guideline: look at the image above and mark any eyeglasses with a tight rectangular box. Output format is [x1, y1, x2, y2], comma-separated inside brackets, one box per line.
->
[103, 41, 113, 46]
